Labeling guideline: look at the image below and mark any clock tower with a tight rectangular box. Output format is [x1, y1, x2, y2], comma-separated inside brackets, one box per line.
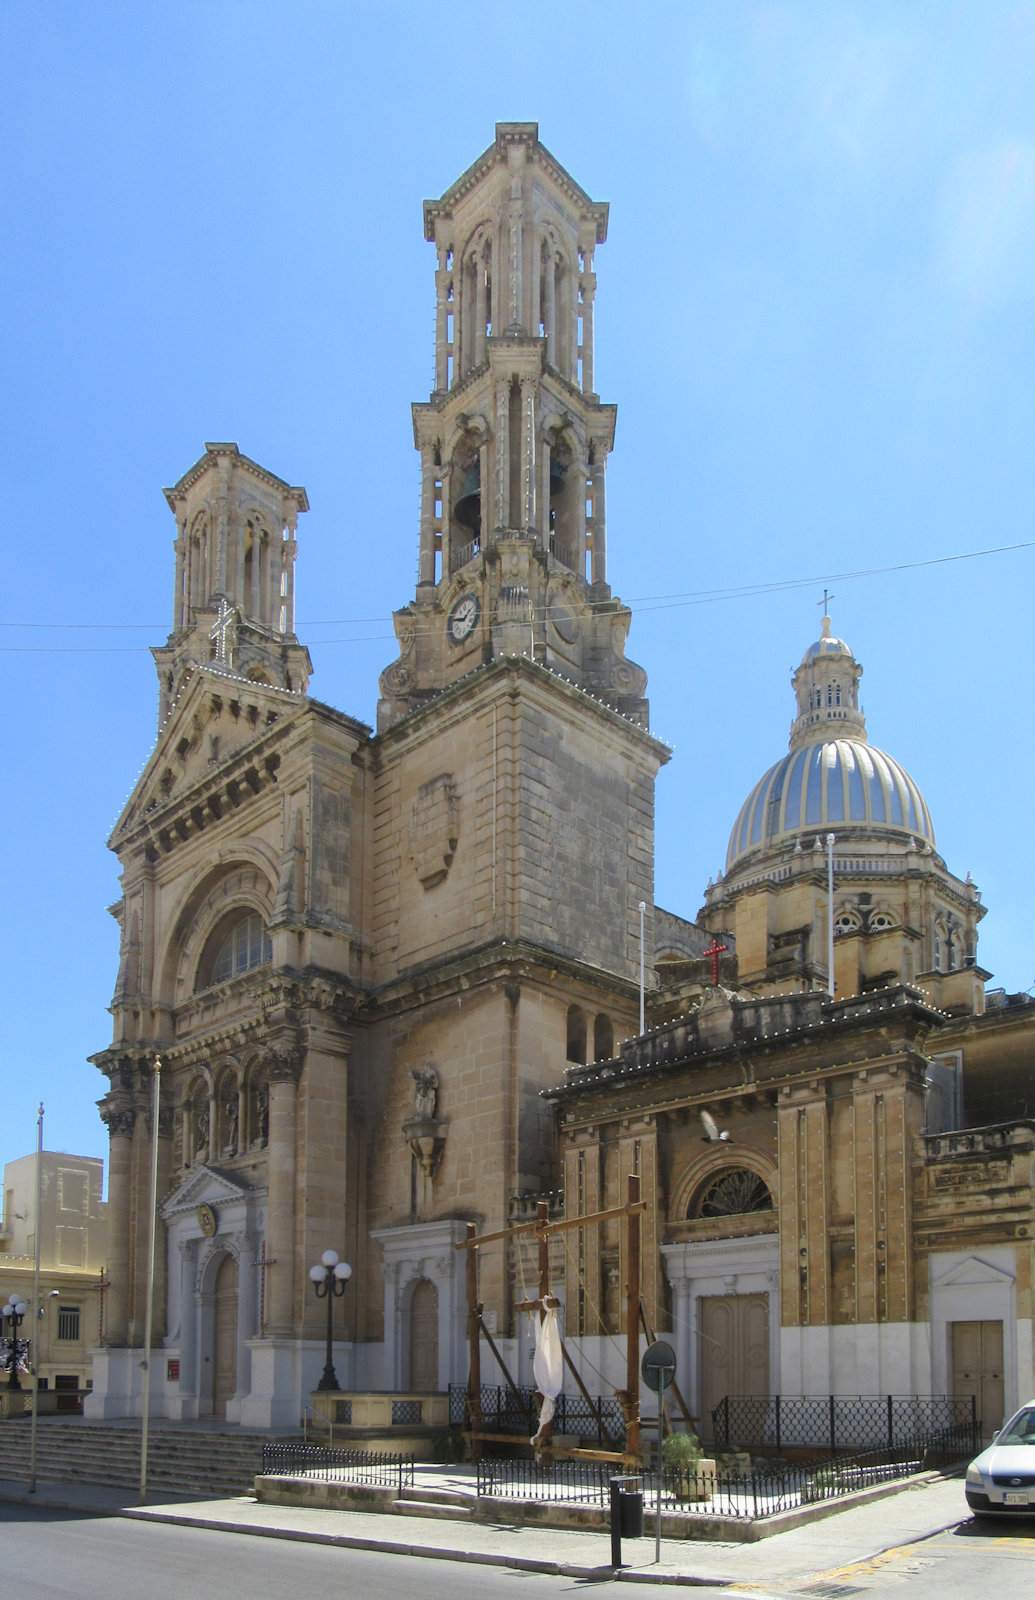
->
[378, 122, 648, 730]
[363, 125, 668, 1327]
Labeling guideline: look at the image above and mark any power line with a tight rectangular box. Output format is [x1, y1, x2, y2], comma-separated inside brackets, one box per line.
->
[1, 538, 1031, 651]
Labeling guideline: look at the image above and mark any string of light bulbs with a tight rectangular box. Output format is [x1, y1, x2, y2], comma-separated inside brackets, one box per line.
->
[0, 537, 1031, 651]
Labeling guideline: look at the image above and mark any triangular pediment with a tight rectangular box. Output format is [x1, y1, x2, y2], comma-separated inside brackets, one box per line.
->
[934, 1253, 1016, 1289]
[111, 666, 304, 846]
[161, 1163, 265, 1219]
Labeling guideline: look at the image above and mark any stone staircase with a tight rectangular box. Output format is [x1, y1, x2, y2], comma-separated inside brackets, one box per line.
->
[0, 1420, 275, 1497]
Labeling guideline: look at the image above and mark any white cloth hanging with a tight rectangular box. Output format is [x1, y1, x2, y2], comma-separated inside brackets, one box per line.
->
[530, 1298, 563, 1445]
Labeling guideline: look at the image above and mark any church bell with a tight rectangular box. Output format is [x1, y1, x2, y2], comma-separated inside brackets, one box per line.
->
[453, 463, 481, 533]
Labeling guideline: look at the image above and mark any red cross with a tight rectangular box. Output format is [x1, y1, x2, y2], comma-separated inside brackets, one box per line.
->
[702, 936, 728, 985]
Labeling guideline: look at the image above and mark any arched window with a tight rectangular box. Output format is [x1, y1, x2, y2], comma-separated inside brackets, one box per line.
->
[833, 910, 860, 937]
[933, 923, 946, 974]
[593, 1013, 614, 1062]
[212, 913, 270, 983]
[692, 1169, 773, 1219]
[869, 911, 895, 932]
[196, 910, 271, 991]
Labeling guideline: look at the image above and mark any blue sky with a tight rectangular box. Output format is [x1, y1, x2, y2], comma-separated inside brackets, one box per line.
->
[3, 0, 1034, 1174]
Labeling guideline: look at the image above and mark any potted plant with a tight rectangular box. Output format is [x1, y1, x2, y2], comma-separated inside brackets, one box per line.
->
[661, 1431, 714, 1502]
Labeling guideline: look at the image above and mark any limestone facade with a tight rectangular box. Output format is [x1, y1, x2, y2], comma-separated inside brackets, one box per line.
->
[88, 125, 667, 1426]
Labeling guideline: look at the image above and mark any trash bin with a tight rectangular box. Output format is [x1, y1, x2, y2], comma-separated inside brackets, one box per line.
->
[609, 1474, 644, 1565]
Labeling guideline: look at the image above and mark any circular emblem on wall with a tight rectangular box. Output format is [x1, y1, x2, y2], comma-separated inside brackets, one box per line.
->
[447, 593, 480, 645]
[549, 599, 579, 645]
[196, 1202, 217, 1238]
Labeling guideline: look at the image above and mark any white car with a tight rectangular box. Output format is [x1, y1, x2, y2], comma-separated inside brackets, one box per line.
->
[965, 1401, 1035, 1517]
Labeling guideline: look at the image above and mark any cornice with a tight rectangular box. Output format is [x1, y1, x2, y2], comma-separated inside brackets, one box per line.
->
[360, 936, 641, 1023]
[546, 984, 945, 1107]
[163, 442, 309, 512]
[423, 124, 608, 242]
[374, 653, 669, 762]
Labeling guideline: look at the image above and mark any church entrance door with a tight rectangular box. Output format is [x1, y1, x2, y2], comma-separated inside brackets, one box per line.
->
[409, 1279, 438, 1391]
[212, 1253, 239, 1417]
[699, 1292, 768, 1439]
[952, 1319, 1004, 1439]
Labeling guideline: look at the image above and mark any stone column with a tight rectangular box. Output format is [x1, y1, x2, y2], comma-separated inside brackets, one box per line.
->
[520, 377, 536, 533]
[173, 521, 186, 632]
[418, 451, 437, 585]
[264, 1052, 301, 1337]
[475, 255, 487, 366]
[494, 382, 510, 531]
[283, 509, 297, 632]
[544, 250, 556, 366]
[581, 257, 596, 394]
[215, 458, 231, 594]
[100, 1105, 136, 1345]
[590, 453, 607, 585]
[434, 242, 450, 392]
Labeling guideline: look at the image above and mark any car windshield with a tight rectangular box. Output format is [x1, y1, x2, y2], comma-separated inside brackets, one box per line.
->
[997, 1408, 1035, 1446]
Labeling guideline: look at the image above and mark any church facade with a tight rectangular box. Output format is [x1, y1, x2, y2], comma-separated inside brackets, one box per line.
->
[88, 124, 1033, 1439]
[88, 125, 667, 1426]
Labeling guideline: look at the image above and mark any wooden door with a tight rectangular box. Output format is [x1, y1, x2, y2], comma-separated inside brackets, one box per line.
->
[952, 1319, 1004, 1438]
[409, 1279, 438, 1391]
[212, 1253, 239, 1417]
[700, 1293, 769, 1439]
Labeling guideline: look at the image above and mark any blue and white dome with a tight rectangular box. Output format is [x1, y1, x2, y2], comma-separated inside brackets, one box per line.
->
[726, 738, 935, 871]
[724, 616, 936, 873]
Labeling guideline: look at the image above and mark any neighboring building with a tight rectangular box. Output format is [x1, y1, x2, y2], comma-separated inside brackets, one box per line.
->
[1, 1152, 107, 1396]
[87, 123, 1034, 1438]
[88, 124, 664, 1426]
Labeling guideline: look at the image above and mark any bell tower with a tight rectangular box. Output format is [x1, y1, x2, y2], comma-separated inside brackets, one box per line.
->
[153, 442, 312, 725]
[378, 123, 648, 730]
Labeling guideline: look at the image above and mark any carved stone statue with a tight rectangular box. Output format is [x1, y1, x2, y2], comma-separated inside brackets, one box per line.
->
[224, 1095, 239, 1156]
[411, 1064, 439, 1119]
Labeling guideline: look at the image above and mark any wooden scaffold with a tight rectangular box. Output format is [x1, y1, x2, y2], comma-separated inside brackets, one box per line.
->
[456, 1173, 657, 1465]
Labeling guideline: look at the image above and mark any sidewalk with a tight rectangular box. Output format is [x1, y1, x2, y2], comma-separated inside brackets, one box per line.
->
[0, 1464, 970, 1589]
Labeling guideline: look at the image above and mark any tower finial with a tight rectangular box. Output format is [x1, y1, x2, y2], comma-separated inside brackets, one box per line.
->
[819, 588, 835, 634]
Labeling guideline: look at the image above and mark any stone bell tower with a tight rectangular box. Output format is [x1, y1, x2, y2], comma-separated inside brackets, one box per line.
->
[378, 122, 648, 731]
[153, 442, 313, 725]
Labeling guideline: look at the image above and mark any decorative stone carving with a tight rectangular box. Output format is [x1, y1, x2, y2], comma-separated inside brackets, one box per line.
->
[403, 1066, 448, 1179]
[409, 774, 459, 889]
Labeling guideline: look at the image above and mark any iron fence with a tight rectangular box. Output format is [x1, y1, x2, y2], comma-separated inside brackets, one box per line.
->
[260, 1442, 414, 1492]
[477, 1444, 931, 1520]
[449, 1382, 624, 1445]
[711, 1394, 979, 1457]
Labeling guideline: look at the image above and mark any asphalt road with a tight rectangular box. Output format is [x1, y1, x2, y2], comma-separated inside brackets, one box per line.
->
[2, 1501, 1035, 1599]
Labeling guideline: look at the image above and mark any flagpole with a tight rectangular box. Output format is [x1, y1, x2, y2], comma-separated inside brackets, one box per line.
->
[139, 1057, 161, 1504]
[28, 1102, 43, 1494]
[826, 833, 836, 999]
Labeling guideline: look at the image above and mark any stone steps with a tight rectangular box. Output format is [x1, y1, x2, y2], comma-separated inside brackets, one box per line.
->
[0, 1421, 269, 1497]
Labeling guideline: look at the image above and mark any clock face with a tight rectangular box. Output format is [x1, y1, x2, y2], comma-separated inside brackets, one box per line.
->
[447, 593, 480, 645]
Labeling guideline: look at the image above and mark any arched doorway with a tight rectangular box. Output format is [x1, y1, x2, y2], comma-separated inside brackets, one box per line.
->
[409, 1279, 438, 1391]
[212, 1253, 239, 1417]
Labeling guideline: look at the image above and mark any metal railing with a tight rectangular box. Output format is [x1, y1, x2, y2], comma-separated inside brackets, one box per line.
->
[711, 1394, 978, 1456]
[449, 1382, 624, 1445]
[477, 1444, 933, 1520]
[260, 1442, 414, 1492]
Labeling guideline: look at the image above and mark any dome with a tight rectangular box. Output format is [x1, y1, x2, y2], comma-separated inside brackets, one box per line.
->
[726, 738, 935, 872]
[803, 630, 853, 660]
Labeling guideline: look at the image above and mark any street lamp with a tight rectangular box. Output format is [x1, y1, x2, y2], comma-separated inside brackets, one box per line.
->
[309, 1250, 351, 1392]
[1, 1297, 28, 1392]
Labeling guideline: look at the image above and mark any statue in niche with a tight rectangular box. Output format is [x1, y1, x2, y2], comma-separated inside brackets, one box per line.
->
[196, 1104, 210, 1161]
[411, 1064, 438, 1119]
[254, 1084, 269, 1149]
[224, 1095, 239, 1156]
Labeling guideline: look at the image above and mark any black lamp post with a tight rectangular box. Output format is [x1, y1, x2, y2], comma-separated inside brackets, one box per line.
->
[309, 1250, 351, 1392]
[1, 1297, 28, 1391]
